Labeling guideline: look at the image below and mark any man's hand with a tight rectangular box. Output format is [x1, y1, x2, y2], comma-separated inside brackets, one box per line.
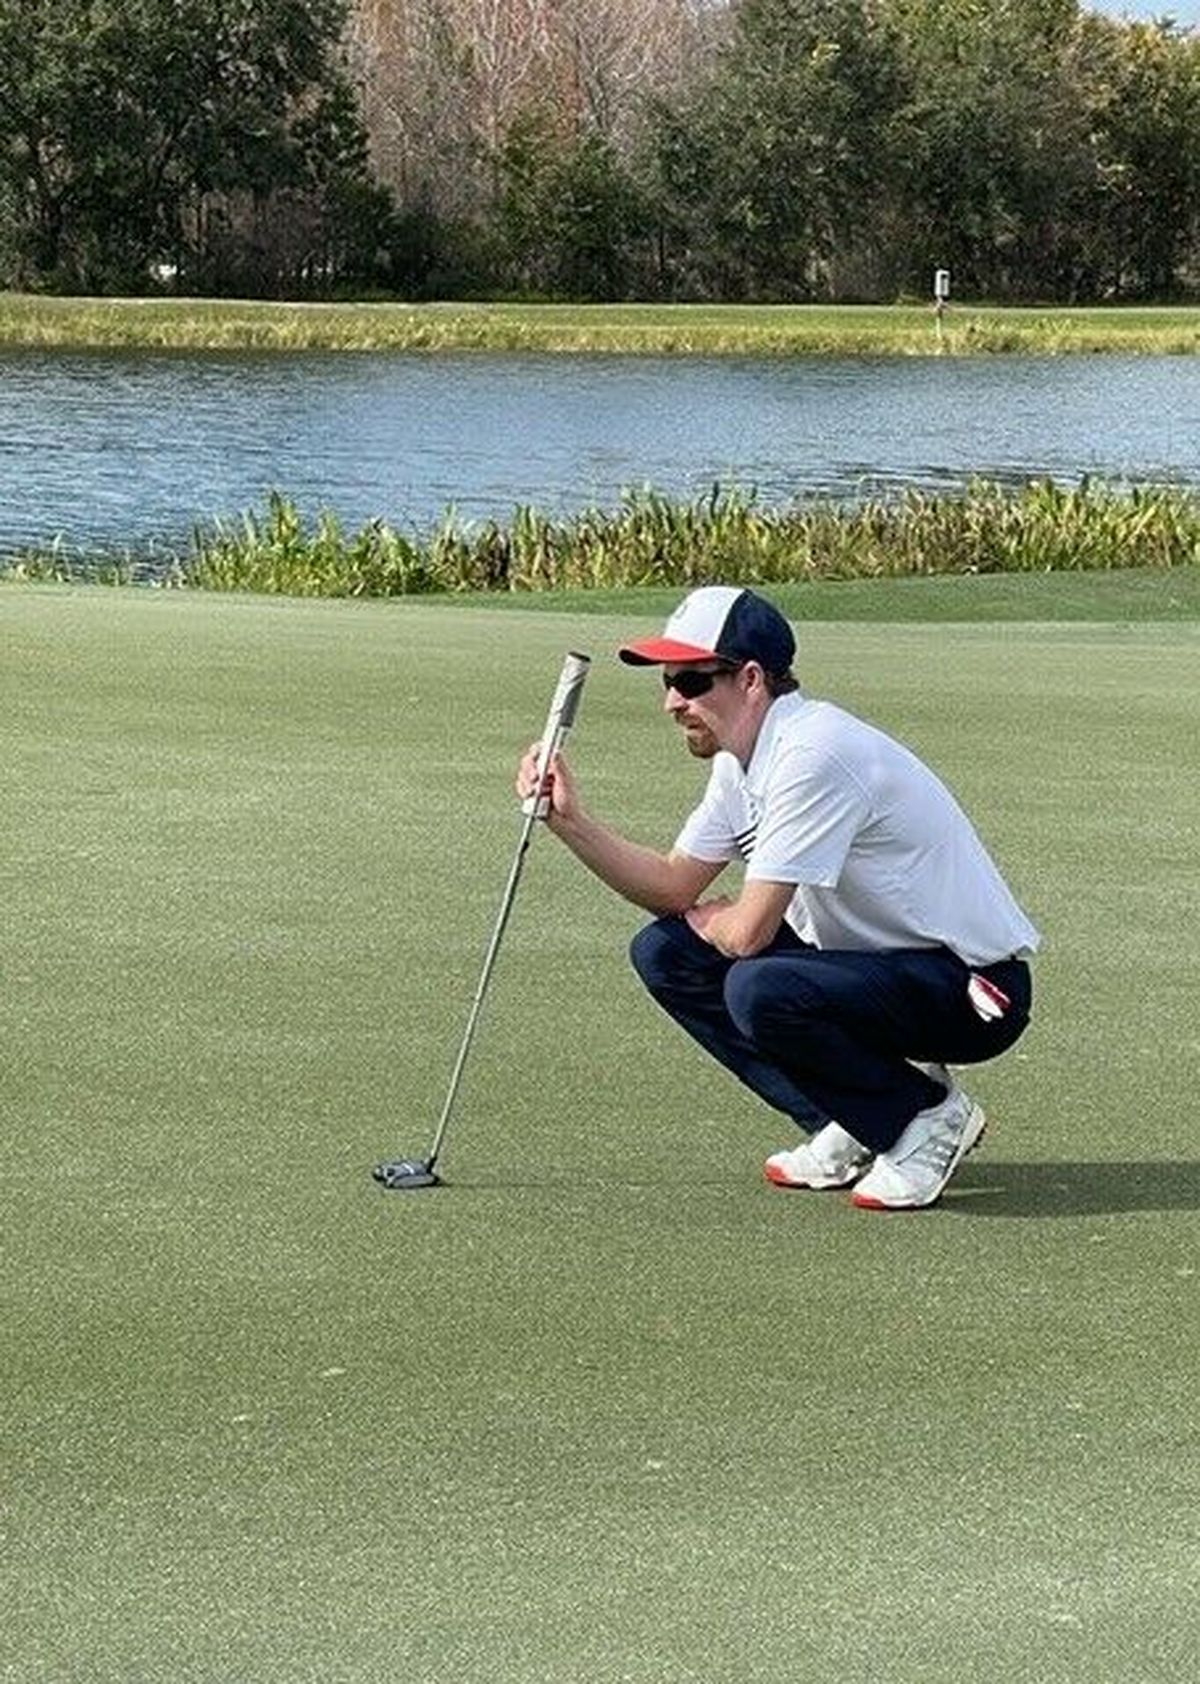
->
[685, 897, 735, 940]
[515, 743, 580, 826]
[685, 881, 795, 956]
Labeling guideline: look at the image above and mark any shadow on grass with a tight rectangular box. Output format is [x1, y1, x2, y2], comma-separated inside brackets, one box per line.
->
[944, 1160, 1200, 1218]
[384, 1161, 1200, 1217]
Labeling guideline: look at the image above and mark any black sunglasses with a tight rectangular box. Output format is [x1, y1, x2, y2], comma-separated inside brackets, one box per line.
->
[661, 664, 740, 699]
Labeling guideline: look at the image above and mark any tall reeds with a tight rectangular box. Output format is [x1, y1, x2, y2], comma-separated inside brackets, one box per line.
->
[6, 481, 1197, 595]
[24, 480, 1181, 595]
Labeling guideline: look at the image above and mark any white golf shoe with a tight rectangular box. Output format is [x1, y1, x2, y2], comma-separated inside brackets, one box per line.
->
[765, 1121, 873, 1190]
[851, 1080, 986, 1210]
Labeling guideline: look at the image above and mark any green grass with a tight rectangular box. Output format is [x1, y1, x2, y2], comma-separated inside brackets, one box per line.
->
[4, 585, 1199, 1683]
[3, 293, 1200, 353]
[422, 565, 1200, 622]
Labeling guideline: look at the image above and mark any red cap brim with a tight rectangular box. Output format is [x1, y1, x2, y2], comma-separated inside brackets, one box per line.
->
[618, 636, 717, 666]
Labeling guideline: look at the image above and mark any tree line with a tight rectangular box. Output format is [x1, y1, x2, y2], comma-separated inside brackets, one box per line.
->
[2, 0, 1198, 302]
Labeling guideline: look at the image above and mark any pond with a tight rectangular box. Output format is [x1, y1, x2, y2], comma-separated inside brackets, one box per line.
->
[2, 348, 1198, 555]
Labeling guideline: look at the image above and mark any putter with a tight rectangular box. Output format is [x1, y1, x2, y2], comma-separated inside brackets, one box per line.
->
[373, 650, 592, 1190]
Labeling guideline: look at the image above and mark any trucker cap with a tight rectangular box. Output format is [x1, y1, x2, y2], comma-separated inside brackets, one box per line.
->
[618, 585, 796, 671]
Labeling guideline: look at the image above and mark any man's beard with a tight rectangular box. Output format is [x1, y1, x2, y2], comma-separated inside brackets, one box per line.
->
[681, 720, 719, 758]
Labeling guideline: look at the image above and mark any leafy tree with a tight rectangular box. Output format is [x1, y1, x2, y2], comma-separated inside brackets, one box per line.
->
[0, 0, 381, 292]
[497, 108, 648, 298]
[1081, 17, 1200, 297]
[878, 0, 1099, 298]
[652, 0, 908, 299]
[879, 0, 1200, 300]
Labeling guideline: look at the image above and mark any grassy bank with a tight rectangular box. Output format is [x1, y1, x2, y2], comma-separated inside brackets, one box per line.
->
[6, 481, 1200, 599]
[3, 293, 1200, 354]
[5, 587, 1199, 1684]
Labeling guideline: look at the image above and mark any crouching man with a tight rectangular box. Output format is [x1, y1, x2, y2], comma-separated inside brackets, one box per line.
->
[516, 586, 1038, 1210]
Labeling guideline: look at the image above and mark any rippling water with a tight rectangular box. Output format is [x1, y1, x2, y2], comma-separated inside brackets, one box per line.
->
[2, 349, 1198, 555]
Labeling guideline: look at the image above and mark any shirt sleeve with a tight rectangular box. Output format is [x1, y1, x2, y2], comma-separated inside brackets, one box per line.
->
[746, 745, 870, 888]
[673, 757, 743, 862]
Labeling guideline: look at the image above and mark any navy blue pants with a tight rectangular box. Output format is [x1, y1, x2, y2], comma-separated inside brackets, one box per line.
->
[629, 916, 1032, 1154]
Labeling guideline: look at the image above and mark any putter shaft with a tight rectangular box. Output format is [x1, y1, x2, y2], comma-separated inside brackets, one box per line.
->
[381, 651, 591, 1184]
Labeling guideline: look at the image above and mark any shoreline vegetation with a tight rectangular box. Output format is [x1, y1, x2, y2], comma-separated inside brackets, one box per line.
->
[5, 482, 1200, 601]
[3, 295, 1200, 355]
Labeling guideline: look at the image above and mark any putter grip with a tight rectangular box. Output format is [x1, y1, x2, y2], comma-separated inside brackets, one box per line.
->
[523, 651, 591, 817]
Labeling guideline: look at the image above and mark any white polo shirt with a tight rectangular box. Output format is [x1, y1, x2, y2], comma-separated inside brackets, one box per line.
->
[675, 694, 1039, 966]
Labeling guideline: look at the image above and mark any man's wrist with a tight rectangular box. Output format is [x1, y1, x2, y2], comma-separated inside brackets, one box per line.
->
[547, 807, 583, 843]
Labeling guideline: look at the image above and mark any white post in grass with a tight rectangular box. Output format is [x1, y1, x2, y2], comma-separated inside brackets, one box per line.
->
[934, 268, 951, 345]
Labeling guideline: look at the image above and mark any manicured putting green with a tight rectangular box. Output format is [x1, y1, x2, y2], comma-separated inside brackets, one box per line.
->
[3, 585, 1197, 1683]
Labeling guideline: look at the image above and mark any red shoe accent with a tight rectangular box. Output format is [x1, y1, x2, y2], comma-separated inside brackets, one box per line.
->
[765, 1159, 858, 1190]
[850, 1189, 916, 1210]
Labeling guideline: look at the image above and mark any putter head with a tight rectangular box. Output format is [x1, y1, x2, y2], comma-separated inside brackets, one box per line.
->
[373, 1157, 441, 1191]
